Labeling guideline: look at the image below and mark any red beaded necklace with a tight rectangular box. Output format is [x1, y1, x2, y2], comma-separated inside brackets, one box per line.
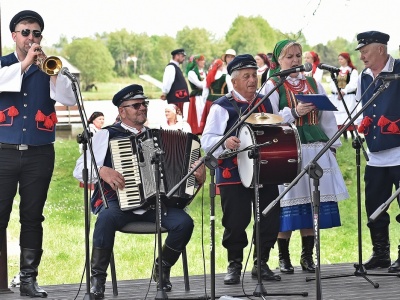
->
[284, 79, 306, 94]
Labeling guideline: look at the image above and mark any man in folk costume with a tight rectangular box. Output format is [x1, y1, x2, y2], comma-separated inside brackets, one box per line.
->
[186, 54, 207, 135]
[201, 54, 281, 285]
[0, 10, 76, 297]
[161, 48, 190, 119]
[355, 31, 400, 273]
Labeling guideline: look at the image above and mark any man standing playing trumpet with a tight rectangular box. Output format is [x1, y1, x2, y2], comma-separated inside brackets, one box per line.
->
[0, 10, 75, 298]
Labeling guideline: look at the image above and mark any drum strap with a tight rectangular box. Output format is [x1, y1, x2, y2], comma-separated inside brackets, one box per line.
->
[226, 92, 242, 116]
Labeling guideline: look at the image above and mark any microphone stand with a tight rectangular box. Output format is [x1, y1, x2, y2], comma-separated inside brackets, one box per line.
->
[64, 73, 108, 300]
[262, 78, 393, 300]
[167, 76, 303, 299]
[304, 72, 379, 288]
[151, 148, 168, 300]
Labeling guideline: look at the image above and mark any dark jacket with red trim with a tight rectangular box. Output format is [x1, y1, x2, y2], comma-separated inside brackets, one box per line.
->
[166, 62, 189, 104]
[358, 59, 400, 152]
[0, 53, 57, 145]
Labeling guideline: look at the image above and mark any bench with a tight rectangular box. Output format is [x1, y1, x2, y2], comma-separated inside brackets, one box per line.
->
[55, 104, 81, 129]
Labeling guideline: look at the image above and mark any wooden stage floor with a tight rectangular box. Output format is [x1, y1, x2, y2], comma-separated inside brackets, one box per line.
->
[1, 263, 400, 300]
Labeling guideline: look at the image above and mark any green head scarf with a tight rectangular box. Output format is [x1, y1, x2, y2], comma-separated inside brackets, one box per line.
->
[269, 39, 294, 76]
[185, 54, 204, 76]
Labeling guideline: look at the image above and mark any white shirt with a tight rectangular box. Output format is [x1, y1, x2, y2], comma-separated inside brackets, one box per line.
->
[201, 90, 251, 158]
[0, 52, 76, 106]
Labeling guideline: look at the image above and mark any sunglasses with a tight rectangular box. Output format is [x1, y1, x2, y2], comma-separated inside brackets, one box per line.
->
[121, 101, 149, 110]
[15, 29, 42, 38]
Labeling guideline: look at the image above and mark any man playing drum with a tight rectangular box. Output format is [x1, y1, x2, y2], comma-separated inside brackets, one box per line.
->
[201, 54, 281, 285]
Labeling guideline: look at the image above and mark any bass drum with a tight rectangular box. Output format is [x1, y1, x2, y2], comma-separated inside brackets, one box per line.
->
[237, 123, 301, 187]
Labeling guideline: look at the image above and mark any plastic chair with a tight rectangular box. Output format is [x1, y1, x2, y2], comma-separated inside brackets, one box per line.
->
[109, 221, 190, 296]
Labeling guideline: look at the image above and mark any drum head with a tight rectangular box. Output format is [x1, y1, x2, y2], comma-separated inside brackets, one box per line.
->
[237, 124, 255, 188]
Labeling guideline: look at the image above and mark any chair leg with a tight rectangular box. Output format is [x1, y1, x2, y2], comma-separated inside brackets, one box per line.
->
[109, 252, 118, 296]
[182, 248, 190, 291]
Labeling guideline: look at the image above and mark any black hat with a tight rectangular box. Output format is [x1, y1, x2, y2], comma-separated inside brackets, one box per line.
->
[227, 54, 258, 75]
[355, 31, 390, 50]
[171, 48, 186, 56]
[10, 10, 44, 32]
[112, 84, 148, 107]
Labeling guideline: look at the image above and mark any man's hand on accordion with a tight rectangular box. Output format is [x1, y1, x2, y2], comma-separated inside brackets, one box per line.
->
[192, 159, 206, 185]
[99, 166, 125, 191]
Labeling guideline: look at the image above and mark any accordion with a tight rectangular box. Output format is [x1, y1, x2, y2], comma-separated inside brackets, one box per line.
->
[109, 129, 201, 211]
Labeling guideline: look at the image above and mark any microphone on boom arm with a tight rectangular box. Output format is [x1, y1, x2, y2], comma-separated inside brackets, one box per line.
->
[318, 63, 340, 74]
[272, 62, 312, 77]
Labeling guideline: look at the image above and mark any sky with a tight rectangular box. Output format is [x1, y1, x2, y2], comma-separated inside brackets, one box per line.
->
[1, 0, 400, 53]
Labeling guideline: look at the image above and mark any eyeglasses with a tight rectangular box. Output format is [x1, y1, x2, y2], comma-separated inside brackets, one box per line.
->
[15, 29, 42, 38]
[121, 101, 149, 110]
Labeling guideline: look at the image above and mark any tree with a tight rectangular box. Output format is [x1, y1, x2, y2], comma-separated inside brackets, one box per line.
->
[63, 37, 115, 88]
[226, 16, 279, 55]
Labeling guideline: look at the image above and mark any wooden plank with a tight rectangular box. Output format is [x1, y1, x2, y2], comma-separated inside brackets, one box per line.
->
[2, 263, 400, 299]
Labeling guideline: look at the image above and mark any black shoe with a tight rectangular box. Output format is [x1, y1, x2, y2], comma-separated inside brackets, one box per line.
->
[300, 236, 315, 273]
[251, 263, 281, 281]
[20, 277, 47, 298]
[279, 258, 294, 274]
[388, 259, 400, 273]
[90, 276, 105, 299]
[363, 253, 391, 270]
[224, 262, 241, 285]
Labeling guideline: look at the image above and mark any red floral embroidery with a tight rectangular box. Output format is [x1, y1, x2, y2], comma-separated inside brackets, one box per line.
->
[8, 106, 19, 117]
[35, 110, 46, 122]
[94, 199, 103, 207]
[222, 168, 232, 179]
[358, 116, 373, 134]
[0, 111, 5, 123]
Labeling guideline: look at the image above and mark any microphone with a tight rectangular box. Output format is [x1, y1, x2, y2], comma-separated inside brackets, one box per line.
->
[318, 63, 340, 74]
[272, 62, 312, 77]
[60, 67, 77, 82]
[379, 73, 400, 81]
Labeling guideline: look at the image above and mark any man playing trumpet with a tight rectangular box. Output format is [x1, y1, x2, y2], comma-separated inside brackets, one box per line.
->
[0, 10, 76, 298]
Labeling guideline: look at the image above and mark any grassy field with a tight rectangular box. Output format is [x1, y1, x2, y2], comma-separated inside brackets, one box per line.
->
[5, 137, 400, 285]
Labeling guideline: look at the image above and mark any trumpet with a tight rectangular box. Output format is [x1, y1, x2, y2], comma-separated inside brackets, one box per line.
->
[30, 43, 62, 76]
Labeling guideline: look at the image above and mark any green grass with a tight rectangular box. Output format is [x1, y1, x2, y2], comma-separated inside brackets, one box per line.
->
[81, 77, 161, 100]
[5, 138, 400, 285]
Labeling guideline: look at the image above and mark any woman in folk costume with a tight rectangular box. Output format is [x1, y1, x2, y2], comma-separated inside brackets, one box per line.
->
[329, 52, 359, 140]
[186, 54, 206, 135]
[303, 51, 323, 83]
[161, 103, 192, 133]
[260, 40, 349, 274]
[199, 58, 230, 131]
[255, 53, 270, 90]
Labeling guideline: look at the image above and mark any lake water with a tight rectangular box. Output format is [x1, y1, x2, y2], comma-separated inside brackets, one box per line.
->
[56, 99, 168, 139]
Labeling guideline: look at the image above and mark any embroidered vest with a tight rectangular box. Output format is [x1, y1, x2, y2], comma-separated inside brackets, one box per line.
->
[358, 59, 400, 152]
[167, 63, 189, 103]
[270, 76, 329, 144]
[214, 94, 273, 185]
[207, 75, 228, 102]
[0, 53, 57, 145]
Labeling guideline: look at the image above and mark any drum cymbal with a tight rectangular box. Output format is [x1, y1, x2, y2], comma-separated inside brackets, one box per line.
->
[244, 113, 283, 125]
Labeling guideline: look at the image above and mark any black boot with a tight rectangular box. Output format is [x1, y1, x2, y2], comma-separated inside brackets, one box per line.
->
[90, 247, 112, 299]
[278, 238, 294, 274]
[388, 245, 400, 273]
[363, 227, 391, 269]
[19, 248, 48, 298]
[300, 236, 315, 273]
[153, 245, 181, 292]
[223, 251, 242, 285]
[251, 246, 281, 281]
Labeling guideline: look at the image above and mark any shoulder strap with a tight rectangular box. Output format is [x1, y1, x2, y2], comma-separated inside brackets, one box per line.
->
[225, 92, 241, 116]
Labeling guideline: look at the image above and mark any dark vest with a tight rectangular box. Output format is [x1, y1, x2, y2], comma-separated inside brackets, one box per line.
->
[214, 94, 273, 185]
[0, 53, 56, 145]
[167, 63, 189, 104]
[359, 59, 400, 152]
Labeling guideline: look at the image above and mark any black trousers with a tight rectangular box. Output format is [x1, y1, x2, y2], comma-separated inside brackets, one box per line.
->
[365, 165, 400, 229]
[0, 145, 55, 249]
[219, 184, 280, 253]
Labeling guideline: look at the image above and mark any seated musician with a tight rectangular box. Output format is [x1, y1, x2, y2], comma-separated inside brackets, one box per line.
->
[73, 84, 205, 299]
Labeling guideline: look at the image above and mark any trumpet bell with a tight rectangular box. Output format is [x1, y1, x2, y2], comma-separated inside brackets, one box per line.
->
[39, 56, 62, 76]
